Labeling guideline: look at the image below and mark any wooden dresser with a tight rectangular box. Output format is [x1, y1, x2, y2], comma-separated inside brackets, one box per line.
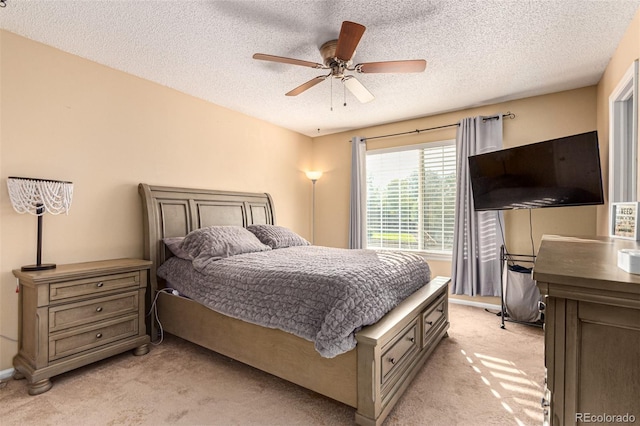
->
[533, 235, 640, 425]
[12, 258, 152, 395]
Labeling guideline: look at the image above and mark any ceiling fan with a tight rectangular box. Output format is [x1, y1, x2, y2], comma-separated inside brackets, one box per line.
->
[253, 21, 427, 104]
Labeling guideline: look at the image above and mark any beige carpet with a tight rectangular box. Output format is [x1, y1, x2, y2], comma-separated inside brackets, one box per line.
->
[0, 303, 544, 425]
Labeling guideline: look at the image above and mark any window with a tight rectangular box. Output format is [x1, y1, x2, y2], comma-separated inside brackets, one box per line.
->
[366, 140, 456, 256]
[610, 59, 638, 203]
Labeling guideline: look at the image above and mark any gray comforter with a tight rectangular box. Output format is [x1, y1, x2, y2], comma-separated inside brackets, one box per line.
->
[156, 245, 431, 358]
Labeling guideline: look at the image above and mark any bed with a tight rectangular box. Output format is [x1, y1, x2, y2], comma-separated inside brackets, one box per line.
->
[138, 183, 450, 425]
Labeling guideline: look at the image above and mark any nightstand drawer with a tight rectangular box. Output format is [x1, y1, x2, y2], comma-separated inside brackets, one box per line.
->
[49, 291, 139, 332]
[49, 314, 139, 361]
[49, 272, 140, 302]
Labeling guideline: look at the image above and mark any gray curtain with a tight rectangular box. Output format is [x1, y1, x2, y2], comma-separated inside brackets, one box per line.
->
[451, 116, 504, 296]
[349, 136, 367, 249]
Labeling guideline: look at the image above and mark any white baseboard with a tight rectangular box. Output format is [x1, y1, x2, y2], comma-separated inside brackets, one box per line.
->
[0, 368, 15, 381]
[449, 297, 501, 311]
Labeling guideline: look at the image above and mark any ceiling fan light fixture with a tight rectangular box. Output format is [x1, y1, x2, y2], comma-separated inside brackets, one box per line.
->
[319, 40, 339, 67]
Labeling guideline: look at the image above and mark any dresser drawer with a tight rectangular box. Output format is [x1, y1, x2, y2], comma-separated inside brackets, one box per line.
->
[381, 319, 419, 384]
[49, 314, 139, 361]
[423, 295, 446, 346]
[49, 291, 139, 332]
[49, 272, 140, 303]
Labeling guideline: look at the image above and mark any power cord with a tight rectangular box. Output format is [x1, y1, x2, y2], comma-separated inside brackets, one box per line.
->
[529, 208, 536, 256]
[147, 288, 180, 346]
[0, 334, 18, 343]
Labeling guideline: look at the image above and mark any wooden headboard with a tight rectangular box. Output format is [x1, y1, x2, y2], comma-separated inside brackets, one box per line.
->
[138, 183, 275, 289]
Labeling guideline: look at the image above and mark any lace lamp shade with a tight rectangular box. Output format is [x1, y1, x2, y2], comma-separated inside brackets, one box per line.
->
[7, 177, 74, 271]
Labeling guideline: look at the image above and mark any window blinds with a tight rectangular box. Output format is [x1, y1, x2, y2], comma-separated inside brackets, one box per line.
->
[366, 142, 456, 254]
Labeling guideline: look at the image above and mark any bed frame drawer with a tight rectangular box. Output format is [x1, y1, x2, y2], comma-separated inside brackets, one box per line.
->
[422, 295, 446, 347]
[381, 320, 419, 384]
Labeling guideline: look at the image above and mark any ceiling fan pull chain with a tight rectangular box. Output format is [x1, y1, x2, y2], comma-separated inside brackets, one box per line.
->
[330, 78, 333, 111]
[344, 83, 347, 107]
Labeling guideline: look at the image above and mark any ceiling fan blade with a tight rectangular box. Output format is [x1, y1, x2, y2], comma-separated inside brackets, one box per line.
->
[357, 60, 427, 73]
[286, 76, 328, 96]
[335, 21, 366, 61]
[253, 53, 324, 69]
[343, 76, 374, 103]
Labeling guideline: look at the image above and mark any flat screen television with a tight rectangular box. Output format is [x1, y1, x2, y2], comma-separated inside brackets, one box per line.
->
[468, 131, 604, 211]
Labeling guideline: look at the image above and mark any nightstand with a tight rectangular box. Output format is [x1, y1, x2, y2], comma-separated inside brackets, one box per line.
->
[12, 258, 152, 395]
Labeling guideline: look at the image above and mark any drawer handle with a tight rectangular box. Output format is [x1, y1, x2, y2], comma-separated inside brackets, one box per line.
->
[408, 337, 415, 343]
[425, 320, 433, 326]
[389, 357, 396, 365]
[95, 307, 103, 313]
[96, 282, 104, 288]
[437, 308, 444, 313]
[96, 333, 103, 339]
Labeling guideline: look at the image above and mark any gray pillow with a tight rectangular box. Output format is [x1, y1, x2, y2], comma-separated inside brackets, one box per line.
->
[247, 224, 310, 249]
[181, 226, 271, 270]
[163, 237, 192, 260]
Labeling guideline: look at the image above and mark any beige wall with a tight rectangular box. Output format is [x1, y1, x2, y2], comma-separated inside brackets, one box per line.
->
[596, 8, 640, 235]
[311, 86, 599, 288]
[0, 31, 313, 371]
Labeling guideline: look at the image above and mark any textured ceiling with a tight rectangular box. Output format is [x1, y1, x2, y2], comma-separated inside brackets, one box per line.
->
[1, 1, 639, 137]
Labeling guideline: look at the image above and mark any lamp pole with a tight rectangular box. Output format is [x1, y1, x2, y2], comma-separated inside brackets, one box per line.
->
[311, 179, 317, 244]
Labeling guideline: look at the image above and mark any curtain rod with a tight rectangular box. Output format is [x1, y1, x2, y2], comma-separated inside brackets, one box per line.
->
[359, 112, 516, 142]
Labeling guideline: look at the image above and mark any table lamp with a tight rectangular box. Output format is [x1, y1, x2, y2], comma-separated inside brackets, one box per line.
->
[7, 176, 74, 271]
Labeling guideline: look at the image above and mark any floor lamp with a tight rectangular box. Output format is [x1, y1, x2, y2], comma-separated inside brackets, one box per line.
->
[305, 171, 322, 244]
[7, 176, 74, 271]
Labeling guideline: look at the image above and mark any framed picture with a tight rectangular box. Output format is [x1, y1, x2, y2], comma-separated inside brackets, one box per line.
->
[611, 202, 640, 240]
